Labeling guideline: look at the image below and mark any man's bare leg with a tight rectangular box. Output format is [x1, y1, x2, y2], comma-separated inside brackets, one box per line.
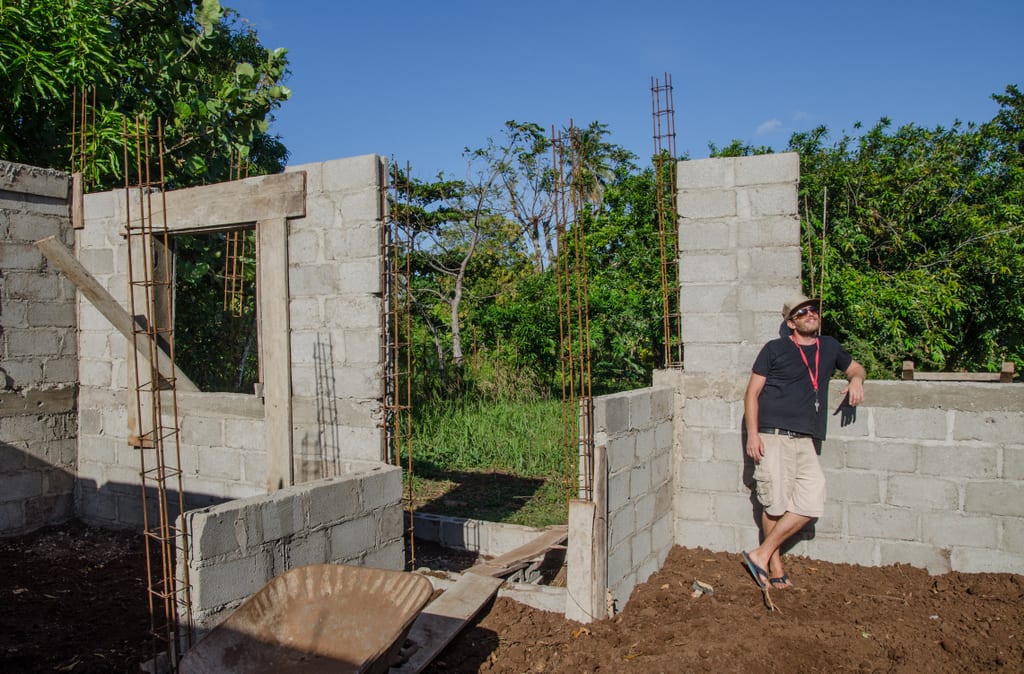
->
[747, 511, 810, 580]
[762, 512, 793, 587]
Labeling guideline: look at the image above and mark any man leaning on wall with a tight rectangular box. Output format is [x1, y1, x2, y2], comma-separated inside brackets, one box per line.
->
[740, 294, 866, 591]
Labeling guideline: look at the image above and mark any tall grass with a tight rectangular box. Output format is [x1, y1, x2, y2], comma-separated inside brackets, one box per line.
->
[410, 397, 564, 477]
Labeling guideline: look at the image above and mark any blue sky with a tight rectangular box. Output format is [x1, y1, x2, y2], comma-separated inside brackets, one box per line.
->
[227, 0, 1022, 179]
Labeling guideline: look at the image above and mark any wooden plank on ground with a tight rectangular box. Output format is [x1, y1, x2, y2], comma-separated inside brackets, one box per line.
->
[464, 525, 568, 577]
[34, 236, 198, 392]
[390, 572, 504, 674]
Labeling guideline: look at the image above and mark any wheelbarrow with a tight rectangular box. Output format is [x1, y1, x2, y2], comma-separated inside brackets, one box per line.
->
[179, 564, 434, 673]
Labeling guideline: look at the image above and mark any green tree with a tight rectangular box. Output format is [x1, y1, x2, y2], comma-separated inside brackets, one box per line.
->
[0, 0, 290, 187]
[792, 85, 1024, 377]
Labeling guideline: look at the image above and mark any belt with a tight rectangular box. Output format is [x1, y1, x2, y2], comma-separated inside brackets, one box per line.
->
[759, 427, 810, 438]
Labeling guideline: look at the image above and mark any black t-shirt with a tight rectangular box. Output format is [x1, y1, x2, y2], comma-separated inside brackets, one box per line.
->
[751, 335, 853, 440]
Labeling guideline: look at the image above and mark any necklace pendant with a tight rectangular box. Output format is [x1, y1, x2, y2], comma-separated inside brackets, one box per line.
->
[814, 400, 820, 413]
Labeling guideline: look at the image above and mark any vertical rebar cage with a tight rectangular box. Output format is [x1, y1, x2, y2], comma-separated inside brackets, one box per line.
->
[122, 115, 193, 669]
[651, 73, 683, 369]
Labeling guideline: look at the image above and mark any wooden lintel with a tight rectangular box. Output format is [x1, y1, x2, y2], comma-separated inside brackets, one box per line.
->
[34, 236, 198, 392]
[125, 171, 305, 234]
[902, 360, 1016, 383]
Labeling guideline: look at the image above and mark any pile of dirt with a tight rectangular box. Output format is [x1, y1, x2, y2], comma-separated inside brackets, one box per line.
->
[2, 522, 1022, 673]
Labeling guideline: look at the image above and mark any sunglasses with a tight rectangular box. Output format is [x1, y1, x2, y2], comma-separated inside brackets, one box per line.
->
[790, 305, 820, 319]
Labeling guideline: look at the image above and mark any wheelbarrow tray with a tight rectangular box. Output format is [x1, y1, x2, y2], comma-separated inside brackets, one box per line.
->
[180, 564, 434, 673]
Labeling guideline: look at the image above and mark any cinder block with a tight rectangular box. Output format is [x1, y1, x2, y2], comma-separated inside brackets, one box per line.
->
[197, 447, 242, 481]
[0, 502, 26, 531]
[190, 554, 267, 611]
[918, 445, 997, 479]
[795, 536, 879, 567]
[336, 259, 381, 295]
[325, 294, 379, 330]
[844, 440, 917, 473]
[359, 464, 402, 511]
[606, 542, 632, 590]
[681, 313, 742, 343]
[953, 411, 1024, 445]
[363, 540, 404, 571]
[680, 342, 745, 375]
[188, 509, 242, 559]
[630, 527, 652, 564]
[679, 189, 737, 220]
[878, 541, 951, 574]
[595, 394, 628, 434]
[679, 283, 737, 314]
[329, 516, 377, 559]
[179, 415, 224, 448]
[745, 185, 798, 217]
[319, 154, 381, 193]
[736, 215, 799, 248]
[634, 492, 655, 529]
[628, 462, 653, 501]
[679, 220, 733, 251]
[288, 264, 337, 297]
[678, 460, 739, 492]
[734, 153, 799, 186]
[606, 471, 631, 513]
[675, 520, 739, 552]
[682, 398, 735, 430]
[287, 297, 323, 331]
[887, 475, 959, 510]
[825, 470, 881, 503]
[964, 481, 1024, 517]
[848, 503, 917, 540]
[679, 252, 737, 283]
[1003, 519, 1024, 554]
[677, 157, 733, 190]
[675, 489, 713, 521]
[288, 530, 328, 567]
[261, 492, 304, 541]
[287, 229, 322, 266]
[874, 408, 948, 441]
[1005, 447, 1024, 480]
[738, 247, 801, 281]
[608, 505, 634, 550]
[713, 492, 759, 527]
[606, 434, 636, 474]
[627, 390, 653, 430]
[343, 327, 383, 365]
[922, 512, 998, 548]
[949, 547, 1024, 574]
[0, 471, 43, 502]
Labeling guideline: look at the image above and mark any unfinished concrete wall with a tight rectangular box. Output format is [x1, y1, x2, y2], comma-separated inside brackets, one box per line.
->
[674, 154, 1024, 574]
[181, 461, 403, 628]
[0, 162, 77, 535]
[75, 155, 386, 528]
[566, 382, 676, 622]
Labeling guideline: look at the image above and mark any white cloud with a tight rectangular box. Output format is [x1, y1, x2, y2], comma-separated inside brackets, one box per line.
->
[756, 119, 782, 135]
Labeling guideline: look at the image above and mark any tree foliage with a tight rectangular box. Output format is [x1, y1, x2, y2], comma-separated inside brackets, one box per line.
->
[793, 85, 1024, 377]
[0, 0, 290, 187]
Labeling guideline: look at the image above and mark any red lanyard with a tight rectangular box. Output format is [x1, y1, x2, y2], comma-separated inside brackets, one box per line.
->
[791, 336, 820, 393]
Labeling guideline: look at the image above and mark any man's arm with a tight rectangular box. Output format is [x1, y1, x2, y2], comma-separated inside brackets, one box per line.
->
[744, 373, 767, 461]
[842, 360, 866, 406]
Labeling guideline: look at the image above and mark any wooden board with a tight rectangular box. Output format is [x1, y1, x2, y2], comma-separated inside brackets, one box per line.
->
[390, 572, 504, 674]
[464, 525, 568, 577]
[34, 236, 198, 392]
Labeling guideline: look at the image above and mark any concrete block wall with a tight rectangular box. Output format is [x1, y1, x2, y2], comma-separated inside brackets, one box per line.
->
[76, 156, 387, 528]
[180, 461, 404, 628]
[285, 156, 386, 478]
[593, 382, 675, 609]
[673, 153, 1024, 575]
[676, 153, 801, 375]
[0, 161, 77, 535]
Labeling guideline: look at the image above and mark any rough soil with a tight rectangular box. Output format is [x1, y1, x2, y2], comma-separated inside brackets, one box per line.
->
[3, 522, 1022, 673]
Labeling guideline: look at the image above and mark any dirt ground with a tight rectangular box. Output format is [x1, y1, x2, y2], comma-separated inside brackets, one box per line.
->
[2, 522, 1022, 673]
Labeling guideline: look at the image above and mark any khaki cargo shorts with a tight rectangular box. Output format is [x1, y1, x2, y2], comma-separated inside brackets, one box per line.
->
[753, 432, 825, 518]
